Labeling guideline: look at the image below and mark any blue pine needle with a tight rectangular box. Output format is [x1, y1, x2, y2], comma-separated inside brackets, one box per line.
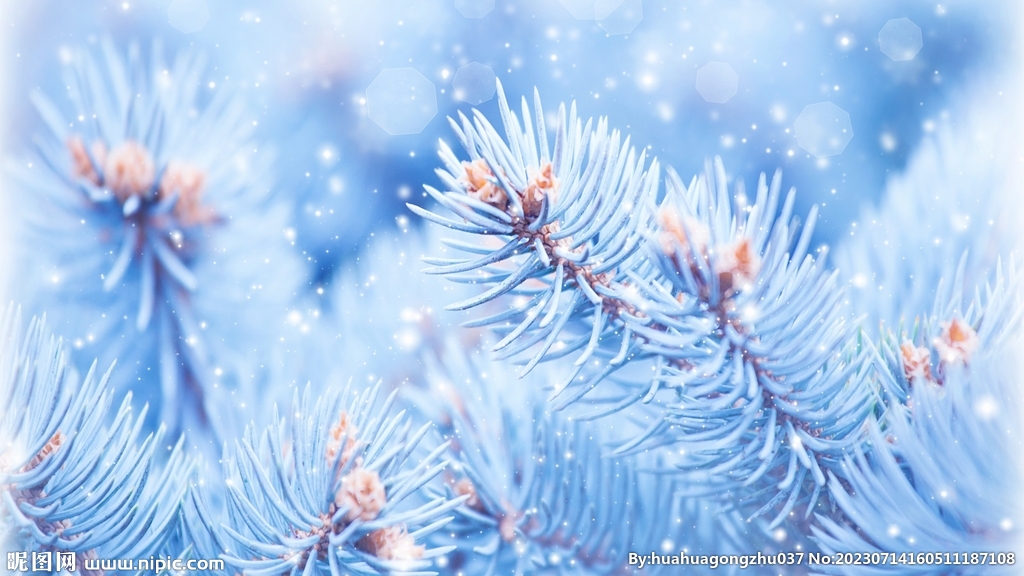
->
[404, 349, 636, 574]
[412, 82, 881, 525]
[812, 262, 1023, 573]
[0, 306, 190, 565]
[0, 34, 1020, 576]
[7, 39, 300, 439]
[216, 381, 463, 575]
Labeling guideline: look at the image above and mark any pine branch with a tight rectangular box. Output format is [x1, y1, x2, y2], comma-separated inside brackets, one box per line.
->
[813, 261, 1023, 571]
[408, 81, 658, 391]
[412, 83, 880, 524]
[623, 159, 880, 527]
[834, 100, 1023, 332]
[217, 381, 463, 575]
[405, 348, 636, 574]
[0, 305, 190, 563]
[7, 39, 298, 438]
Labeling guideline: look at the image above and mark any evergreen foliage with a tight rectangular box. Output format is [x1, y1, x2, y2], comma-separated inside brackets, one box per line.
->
[1, 40, 1021, 576]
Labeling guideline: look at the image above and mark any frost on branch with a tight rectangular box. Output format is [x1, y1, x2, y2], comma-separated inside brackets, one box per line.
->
[815, 262, 1023, 568]
[601, 159, 877, 528]
[413, 82, 879, 526]
[409, 80, 659, 402]
[219, 382, 463, 575]
[833, 104, 1022, 333]
[0, 306, 189, 565]
[405, 350, 635, 574]
[9, 39, 301, 437]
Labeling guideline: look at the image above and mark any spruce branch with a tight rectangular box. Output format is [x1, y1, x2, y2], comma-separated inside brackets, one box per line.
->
[813, 261, 1023, 571]
[408, 80, 659, 392]
[8, 39, 299, 438]
[413, 83, 880, 525]
[624, 159, 879, 527]
[405, 349, 636, 575]
[218, 382, 464, 575]
[0, 305, 190, 564]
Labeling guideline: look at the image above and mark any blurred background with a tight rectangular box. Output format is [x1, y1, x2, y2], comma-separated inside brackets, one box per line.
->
[1, 0, 1020, 299]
